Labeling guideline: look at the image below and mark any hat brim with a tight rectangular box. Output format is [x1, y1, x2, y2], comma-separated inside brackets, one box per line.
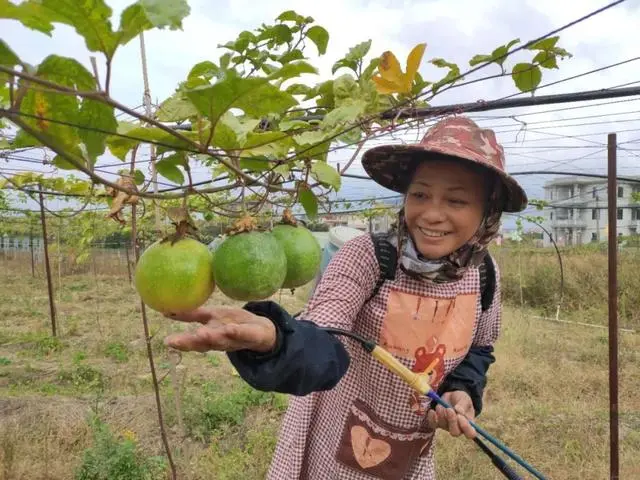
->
[361, 144, 528, 213]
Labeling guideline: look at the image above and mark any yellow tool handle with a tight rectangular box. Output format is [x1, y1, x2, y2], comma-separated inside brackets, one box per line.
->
[371, 346, 432, 395]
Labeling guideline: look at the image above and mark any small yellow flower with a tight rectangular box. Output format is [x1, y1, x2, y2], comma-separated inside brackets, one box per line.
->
[121, 429, 137, 442]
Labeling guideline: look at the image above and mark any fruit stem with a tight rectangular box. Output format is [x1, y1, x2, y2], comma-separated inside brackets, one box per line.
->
[281, 208, 298, 226]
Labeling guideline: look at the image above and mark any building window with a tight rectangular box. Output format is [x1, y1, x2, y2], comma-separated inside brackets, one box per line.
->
[617, 208, 624, 220]
[592, 209, 597, 220]
[591, 232, 597, 242]
[633, 208, 640, 221]
[592, 187, 597, 198]
[618, 186, 624, 198]
[550, 212, 553, 220]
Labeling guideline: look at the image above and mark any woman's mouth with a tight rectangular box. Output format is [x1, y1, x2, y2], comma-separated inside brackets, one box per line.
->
[418, 227, 451, 238]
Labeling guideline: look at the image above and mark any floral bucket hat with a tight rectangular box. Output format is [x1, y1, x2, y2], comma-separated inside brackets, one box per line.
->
[361, 115, 528, 212]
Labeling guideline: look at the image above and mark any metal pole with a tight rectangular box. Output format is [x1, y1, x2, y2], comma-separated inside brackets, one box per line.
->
[607, 132, 619, 480]
[38, 188, 57, 337]
[29, 226, 35, 277]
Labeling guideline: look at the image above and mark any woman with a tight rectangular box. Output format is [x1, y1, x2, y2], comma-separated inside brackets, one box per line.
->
[164, 115, 528, 479]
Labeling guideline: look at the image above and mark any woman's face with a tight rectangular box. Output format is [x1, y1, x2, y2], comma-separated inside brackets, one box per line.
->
[404, 160, 488, 260]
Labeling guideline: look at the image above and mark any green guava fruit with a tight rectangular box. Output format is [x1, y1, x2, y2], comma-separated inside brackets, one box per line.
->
[134, 237, 215, 314]
[271, 224, 321, 289]
[213, 231, 287, 301]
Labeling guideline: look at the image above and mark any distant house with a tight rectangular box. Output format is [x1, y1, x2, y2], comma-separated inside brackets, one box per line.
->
[0, 234, 43, 251]
[542, 176, 640, 247]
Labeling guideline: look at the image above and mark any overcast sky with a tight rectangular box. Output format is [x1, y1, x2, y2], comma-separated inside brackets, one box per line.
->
[2, 0, 640, 226]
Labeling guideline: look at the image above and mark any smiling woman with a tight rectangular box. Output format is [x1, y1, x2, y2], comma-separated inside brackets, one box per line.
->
[404, 160, 487, 260]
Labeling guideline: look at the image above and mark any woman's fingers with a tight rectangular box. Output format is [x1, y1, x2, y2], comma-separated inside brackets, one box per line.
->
[163, 307, 213, 324]
[432, 404, 476, 438]
[164, 323, 273, 353]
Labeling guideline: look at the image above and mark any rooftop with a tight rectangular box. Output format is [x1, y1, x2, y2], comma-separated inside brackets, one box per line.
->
[543, 175, 640, 188]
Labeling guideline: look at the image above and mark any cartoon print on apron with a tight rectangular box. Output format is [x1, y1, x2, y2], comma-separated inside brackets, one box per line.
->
[335, 288, 478, 479]
[379, 288, 477, 416]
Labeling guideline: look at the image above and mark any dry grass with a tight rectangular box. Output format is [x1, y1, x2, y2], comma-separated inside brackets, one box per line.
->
[0, 251, 638, 480]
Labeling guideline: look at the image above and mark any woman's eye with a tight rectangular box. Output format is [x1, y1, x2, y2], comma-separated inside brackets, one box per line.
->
[449, 198, 468, 205]
[410, 192, 426, 199]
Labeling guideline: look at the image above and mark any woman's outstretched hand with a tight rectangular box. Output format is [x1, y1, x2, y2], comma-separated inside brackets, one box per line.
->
[163, 306, 277, 354]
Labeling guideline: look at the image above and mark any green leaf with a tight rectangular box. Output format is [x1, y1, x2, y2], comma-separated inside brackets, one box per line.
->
[280, 119, 309, 131]
[345, 40, 372, 62]
[274, 163, 291, 177]
[188, 61, 220, 81]
[0, 39, 20, 67]
[469, 39, 520, 68]
[78, 100, 117, 163]
[276, 10, 299, 22]
[333, 74, 359, 103]
[239, 157, 270, 172]
[299, 187, 318, 219]
[533, 50, 558, 69]
[468, 54, 493, 67]
[138, 0, 189, 29]
[156, 158, 185, 184]
[268, 61, 318, 81]
[156, 91, 198, 121]
[125, 126, 194, 150]
[106, 122, 138, 160]
[311, 162, 341, 190]
[134, 169, 145, 185]
[430, 59, 462, 94]
[306, 26, 329, 55]
[332, 40, 371, 75]
[526, 36, 558, 52]
[323, 99, 367, 130]
[0, 0, 55, 36]
[266, 24, 292, 44]
[278, 49, 304, 64]
[186, 72, 297, 125]
[35, 0, 119, 56]
[285, 83, 313, 96]
[18, 55, 97, 151]
[12, 129, 40, 148]
[37, 55, 96, 90]
[361, 58, 381, 80]
[512, 63, 542, 93]
[243, 131, 292, 157]
[331, 59, 357, 75]
[116, 0, 190, 47]
[52, 154, 78, 170]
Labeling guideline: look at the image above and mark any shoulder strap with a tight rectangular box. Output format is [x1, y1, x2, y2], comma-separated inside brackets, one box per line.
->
[478, 253, 496, 312]
[367, 233, 397, 302]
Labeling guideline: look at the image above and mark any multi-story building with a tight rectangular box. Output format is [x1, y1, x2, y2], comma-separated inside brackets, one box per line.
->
[542, 176, 640, 247]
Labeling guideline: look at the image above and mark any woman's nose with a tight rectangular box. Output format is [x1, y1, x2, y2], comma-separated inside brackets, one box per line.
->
[419, 203, 447, 223]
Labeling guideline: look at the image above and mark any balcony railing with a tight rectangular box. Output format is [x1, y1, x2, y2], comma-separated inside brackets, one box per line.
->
[550, 218, 588, 228]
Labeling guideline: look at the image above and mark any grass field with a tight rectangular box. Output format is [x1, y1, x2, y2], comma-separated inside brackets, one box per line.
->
[0, 250, 638, 479]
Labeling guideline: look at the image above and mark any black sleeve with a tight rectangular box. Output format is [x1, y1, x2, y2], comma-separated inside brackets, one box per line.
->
[435, 345, 496, 416]
[226, 301, 351, 396]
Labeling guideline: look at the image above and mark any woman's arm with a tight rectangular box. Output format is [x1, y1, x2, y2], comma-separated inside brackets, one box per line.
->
[227, 234, 380, 396]
[436, 262, 502, 416]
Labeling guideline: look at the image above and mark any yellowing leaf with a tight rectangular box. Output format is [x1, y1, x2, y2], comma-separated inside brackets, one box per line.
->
[372, 43, 426, 94]
[405, 43, 426, 90]
[377, 51, 402, 83]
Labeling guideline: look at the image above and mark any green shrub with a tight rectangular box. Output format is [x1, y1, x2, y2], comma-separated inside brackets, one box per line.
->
[75, 415, 166, 480]
[494, 246, 640, 328]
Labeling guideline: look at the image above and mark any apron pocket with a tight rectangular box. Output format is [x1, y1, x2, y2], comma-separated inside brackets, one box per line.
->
[335, 398, 434, 479]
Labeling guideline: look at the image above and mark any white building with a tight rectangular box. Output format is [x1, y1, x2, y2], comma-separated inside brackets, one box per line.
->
[542, 177, 640, 247]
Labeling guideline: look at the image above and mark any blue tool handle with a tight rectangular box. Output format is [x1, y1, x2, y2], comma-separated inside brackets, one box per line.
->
[428, 391, 547, 480]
